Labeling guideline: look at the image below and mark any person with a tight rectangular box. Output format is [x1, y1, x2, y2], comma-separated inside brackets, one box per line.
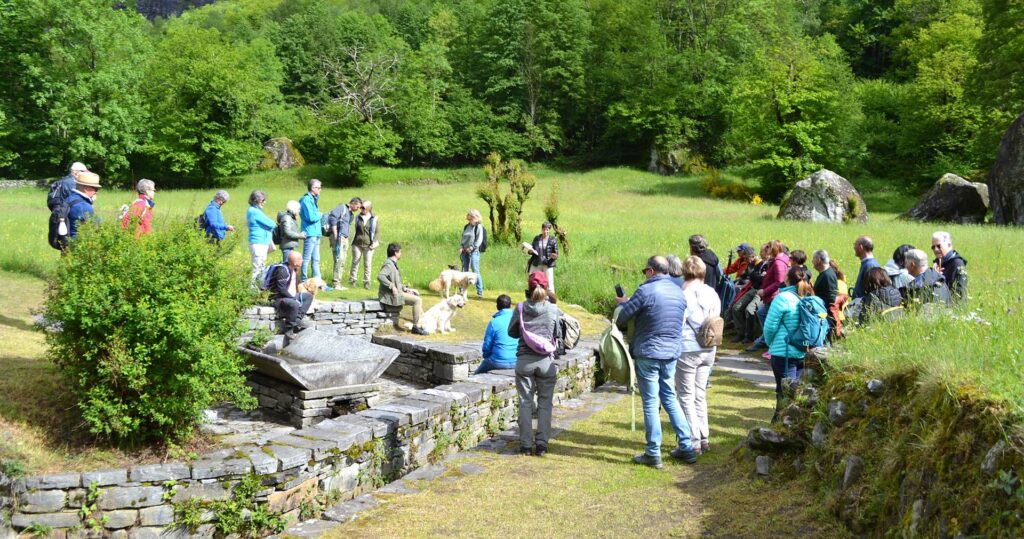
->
[859, 267, 903, 324]
[731, 243, 769, 343]
[852, 236, 880, 299]
[904, 248, 952, 307]
[790, 250, 812, 282]
[675, 256, 721, 455]
[748, 240, 789, 352]
[246, 190, 277, 287]
[67, 171, 102, 240]
[277, 200, 306, 263]
[884, 244, 915, 299]
[667, 254, 685, 287]
[49, 162, 89, 210]
[507, 272, 562, 457]
[724, 243, 757, 283]
[267, 251, 314, 337]
[378, 243, 426, 335]
[616, 256, 698, 468]
[812, 250, 839, 337]
[763, 267, 814, 421]
[299, 179, 323, 282]
[203, 190, 235, 243]
[350, 200, 380, 289]
[931, 231, 968, 301]
[527, 222, 558, 293]
[120, 179, 156, 237]
[689, 234, 721, 290]
[477, 294, 518, 374]
[327, 197, 361, 290]
[460, 209, 485, 298]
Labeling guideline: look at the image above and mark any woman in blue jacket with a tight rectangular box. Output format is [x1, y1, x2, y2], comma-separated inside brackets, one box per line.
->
[763, 267, 813, 422]
[246, 190, 277, 287]
[476, 294, 518, 373]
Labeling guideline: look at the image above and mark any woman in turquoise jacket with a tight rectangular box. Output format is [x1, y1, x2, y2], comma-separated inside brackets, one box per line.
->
[763, 267, 814, 421]
[246, 190, 277, 288]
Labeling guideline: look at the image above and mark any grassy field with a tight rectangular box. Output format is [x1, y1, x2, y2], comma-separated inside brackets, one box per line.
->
[0, 164, 1021, 472]
[322, 375, 849, 539]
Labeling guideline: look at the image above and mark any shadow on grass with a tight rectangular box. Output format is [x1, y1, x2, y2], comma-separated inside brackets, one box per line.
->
[625, 176, 706, 199]
[0, 313, 38, 332]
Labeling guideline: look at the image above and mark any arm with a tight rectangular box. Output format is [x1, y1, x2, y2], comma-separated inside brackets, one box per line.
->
[616, 288, 646, 325]
[507, 306, 521, 339]
[760, 259, 786, 298]
[473, 224, 483, 250]
[282, 217, 304, 241]
[482, 321, 496, 359]
[270, 267, 293, 299]
[763, 300, 784, 345]
[257, 210, 276, 231]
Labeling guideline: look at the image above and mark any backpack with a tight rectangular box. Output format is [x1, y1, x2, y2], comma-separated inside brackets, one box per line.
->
[48, 197, 86, 250]
[517, 303, 557, 355]
[560, 313, 581, 350]
[598, 307, 636, 392]
[697, 315, 725, 348]
[716, 275, 737, 314]
[271, 224, 282, 245]
[196, 212, 208, 231]
[787, 295, 829, 349]
[46, 177, 73, 211]
[261, 263, 287, 291]
[474, 224, 488, 253]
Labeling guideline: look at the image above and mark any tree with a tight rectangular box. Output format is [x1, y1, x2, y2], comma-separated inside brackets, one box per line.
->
[0, 0, 152, 177]
[969, 0, 1024, 166]
[477, 152, 536, 244]
[143, 22, 284, 183]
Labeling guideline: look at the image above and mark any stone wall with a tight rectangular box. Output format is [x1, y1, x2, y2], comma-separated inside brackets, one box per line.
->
[373, 335, 483, 384]
[242, 300, 398, 337]
[246, 373, 382, 429]
[0, 180, 45, 190]
[0, 344, 601, 538]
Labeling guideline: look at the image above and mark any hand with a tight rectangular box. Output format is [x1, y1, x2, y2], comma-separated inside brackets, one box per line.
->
[226, 225, 235, 232]
[409, 288, 419, 296]
[300, 232, 307, 239]
[616, 295, 629, 304]
[392, 286, 399, 294]
[550, 252, 558, 260]
[757, 289, 764, 298]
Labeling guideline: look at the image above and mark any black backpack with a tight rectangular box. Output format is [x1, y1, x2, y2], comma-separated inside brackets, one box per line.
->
[196, 212, 208, 231]
[475, 224, 488, 253]
[47, 177, 73, 211]
[48, 197, 86, 250]
[271, 224, 282, 245]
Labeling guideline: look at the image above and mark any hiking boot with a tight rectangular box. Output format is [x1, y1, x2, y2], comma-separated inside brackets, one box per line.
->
[670, 446, 698, 464]
[519, 446, 533, 456]
[411, 326, 429, 336]
[633, 454, 664, 469]
[534, 443, 548, 457]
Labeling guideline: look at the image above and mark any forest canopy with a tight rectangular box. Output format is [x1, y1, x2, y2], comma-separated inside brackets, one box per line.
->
[0, 0, 1019, 197]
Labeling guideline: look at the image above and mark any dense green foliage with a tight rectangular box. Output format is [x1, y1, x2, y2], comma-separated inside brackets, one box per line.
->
[43, 221, 256, 444]
[0, 0, 1019, 195]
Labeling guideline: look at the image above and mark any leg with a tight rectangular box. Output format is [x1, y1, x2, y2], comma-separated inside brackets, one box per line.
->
[675, 353, 699, 447]
[403, 292, 422, 327]
[471, 251, 483, 296]
[460, 251, 471, 296]
[545, 266, 554, 294]
[309, 236, 321, 279]
[515, 360, 536, 449]
[296, 292, 314, 317]
[770, 355, 787, 400]
[633, 357, 663, 456]
[474, 358, 496, 375]
[249, 243, 268, 288]
[693, 351, 715, 443]
[534, 358, 557, 446]
[349, 245, 363, 284]
[657, 359, 694, 450]
[362, 248, 375, 288]
[301, 237, 314, 281]
[274, 298, 301, 332]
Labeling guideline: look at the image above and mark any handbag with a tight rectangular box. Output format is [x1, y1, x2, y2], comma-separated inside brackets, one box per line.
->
[517, 303, 557, 355]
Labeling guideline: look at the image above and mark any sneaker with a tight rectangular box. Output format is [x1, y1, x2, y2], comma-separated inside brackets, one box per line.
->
[363, 282, 370, 290]
[476, 292, 484, 299]
[761, 351, 772, 360]
[632, 454, 664, 469]
[411, 326, 429, 336]
[519, 446, 533, 456]
[745, 341, 767, 352]
[324, 286, 334, 292]
[669, 446, 698, 464]
[534, 444, 547, 457]
[700, 440, 710, 453]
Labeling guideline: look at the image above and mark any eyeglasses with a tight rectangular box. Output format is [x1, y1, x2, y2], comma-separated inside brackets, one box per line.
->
[931, 244, 942, 251]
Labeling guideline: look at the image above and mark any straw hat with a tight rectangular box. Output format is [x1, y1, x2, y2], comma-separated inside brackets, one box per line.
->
[75, 171, 102, 189]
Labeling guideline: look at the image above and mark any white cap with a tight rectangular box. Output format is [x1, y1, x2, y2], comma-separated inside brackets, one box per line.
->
[70, 162, 88, 173]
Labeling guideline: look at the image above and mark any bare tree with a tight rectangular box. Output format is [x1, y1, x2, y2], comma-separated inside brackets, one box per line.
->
[321, 46, 400, 124]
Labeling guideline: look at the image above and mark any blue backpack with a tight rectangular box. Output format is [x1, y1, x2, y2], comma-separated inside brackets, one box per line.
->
[716, 275, 737, 314]
[261, 263, 288, 291]
[787, 295, 828, 349]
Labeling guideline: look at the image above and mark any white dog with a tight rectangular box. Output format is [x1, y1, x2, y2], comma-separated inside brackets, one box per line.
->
[428, 267, 478, 299]
[410, 295, 466, 335]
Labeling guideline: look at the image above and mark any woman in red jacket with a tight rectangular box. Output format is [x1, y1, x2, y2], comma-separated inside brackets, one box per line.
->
[121, 179, 155, 237]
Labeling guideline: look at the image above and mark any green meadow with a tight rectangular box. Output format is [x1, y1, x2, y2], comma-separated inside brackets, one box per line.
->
[1, 165, 1021, 410]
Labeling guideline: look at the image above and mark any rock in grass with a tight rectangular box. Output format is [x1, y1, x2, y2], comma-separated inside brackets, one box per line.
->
[988, 111, 1024, 225]
[777, 169, 868, 224]
[828, 399, 850, 426]
[982, 440, 1008, 477]
[842, 455, 864, 489]
[811, 421, 827, 448]
[866, 379, 885, 395]
[260, 137, 305, 170]
[746, 427, 803, 453]
[902, 174, 989, 224]
[755, 455, 773, 476]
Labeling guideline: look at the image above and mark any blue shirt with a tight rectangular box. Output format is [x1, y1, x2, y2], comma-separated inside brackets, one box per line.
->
[853, 256, 880, 299]
[204, 200, 229, 240]
[299, 192, 322, 237]
[247, 206, 276, 245]
[67, 191, 95, 239]
[482, 308, 518, 367]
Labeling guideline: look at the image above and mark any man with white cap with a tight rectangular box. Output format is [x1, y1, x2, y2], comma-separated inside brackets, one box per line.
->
[48, 162, 89, 211]
[67, 171, 101, 240]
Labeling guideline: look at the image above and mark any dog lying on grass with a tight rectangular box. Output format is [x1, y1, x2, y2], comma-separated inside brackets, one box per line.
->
[408, 294, 465, 335]
[428, 266, 478, 299]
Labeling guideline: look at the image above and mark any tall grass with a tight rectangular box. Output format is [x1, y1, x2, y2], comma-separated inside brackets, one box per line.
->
[2, 165, 1020, 406]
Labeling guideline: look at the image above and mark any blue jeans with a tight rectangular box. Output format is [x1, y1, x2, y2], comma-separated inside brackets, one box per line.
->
[460, 250, 484, 295]
[770, 356, 804, 399]
[475, 357, 515, 374]
[634, 357, 694, 456]
[281, 248, 293, 264]
[301, 236, 321, 281]
[753, 301, 770, 345]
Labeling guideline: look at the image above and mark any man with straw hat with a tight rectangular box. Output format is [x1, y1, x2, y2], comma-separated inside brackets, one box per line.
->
[67, 171, 101, 240]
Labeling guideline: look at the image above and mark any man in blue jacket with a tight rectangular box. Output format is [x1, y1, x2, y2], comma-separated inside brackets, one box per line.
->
[203, 190, 235, 242]
[66, 171, 102, 241]
[299, 179, 323, 282]
[476, 294, 518, 374]
[852, 235, 879, 299]
[616, 255, 698, 468]
[327, 197, 361, 290]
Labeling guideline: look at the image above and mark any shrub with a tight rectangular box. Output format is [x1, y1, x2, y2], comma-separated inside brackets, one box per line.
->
[43, 220, 257, 444]
[477, 152, 536, 244]
[700, 167, 754, 201]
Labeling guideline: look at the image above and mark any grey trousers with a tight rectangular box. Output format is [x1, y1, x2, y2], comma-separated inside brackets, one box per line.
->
[515, 356, 557, 448]
[732, 289, 762, 340]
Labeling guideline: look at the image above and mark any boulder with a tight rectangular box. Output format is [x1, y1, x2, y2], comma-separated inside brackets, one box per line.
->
[777, 169, 868, 224]
[989, 112, 1024, 225]
[745, 427, 803, 453]
[902, 174, 989, 224]
[260, 137, 305, 170]
[647, 145, 705, 176]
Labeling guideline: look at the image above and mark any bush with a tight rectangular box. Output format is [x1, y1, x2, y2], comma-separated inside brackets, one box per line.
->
[43, 220, 257, 444]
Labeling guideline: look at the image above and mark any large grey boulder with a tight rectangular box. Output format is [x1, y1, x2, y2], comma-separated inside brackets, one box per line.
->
[777, 169, 868, 224]
[260, 137, 305, 170]
[988, 112, 1024, 225]
[902, 174, 989, 224]
[647, 145, 704, 176]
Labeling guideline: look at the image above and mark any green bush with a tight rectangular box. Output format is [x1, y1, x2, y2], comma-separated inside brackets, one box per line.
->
[43, 220, 257, 444]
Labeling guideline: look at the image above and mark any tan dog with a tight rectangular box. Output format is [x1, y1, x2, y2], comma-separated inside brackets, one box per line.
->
[299, 277, 327, 296]
[410, 295, 465, 335]
[428, 267, 478, 299]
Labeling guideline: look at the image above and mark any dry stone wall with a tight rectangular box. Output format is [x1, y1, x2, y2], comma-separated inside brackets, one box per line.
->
[242, 300, 398, 337]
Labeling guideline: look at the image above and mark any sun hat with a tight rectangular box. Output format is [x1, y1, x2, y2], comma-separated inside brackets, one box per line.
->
[75, 171, 101, 189]
[528, 271, 549, 291]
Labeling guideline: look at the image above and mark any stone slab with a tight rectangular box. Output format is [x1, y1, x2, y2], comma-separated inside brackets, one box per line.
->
[237, 445, 280, 474]
[138, 505, 174, 527]
[311, 419, 373, 446]
[373, 402, 431, 425]
[82, 469, 128, 487]
[262, 444, 311, 471]
[18, 490, 66, 513]
[102, 509, 139, 529]
[191, 457, 251, 480]
[24, 473, 80, 490]
[421, 388, 471, 407]
[11, 511, 81, 529]
[299, 383, 381, 400]
[278, 519, 341, 538]
[96, 486, 165, 510]
[271, 434, 338, 460]
[358, 408, 410, 427]
[328, 415, 394, 438]
[323, 494, 378, 523]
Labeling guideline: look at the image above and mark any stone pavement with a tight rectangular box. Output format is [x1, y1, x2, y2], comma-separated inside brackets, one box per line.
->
[713, 348, 774, 389]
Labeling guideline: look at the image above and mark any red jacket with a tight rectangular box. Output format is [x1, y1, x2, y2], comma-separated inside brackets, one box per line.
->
[724, 258, 749, 277]
[760, 252, 790, 307]
[121, 195, 153, 237]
